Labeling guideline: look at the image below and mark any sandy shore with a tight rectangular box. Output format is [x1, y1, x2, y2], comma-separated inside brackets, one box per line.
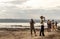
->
[0, 28, 60, 39]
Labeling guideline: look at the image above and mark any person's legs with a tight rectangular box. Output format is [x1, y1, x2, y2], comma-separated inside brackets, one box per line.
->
[40, 31, 42, 36]
[49, 25, 51, 32]
[47, 25, 50, 32]
[54, 25, 57, 31]
[48, 25, 51, 32]
[33, 28, 37, 36]
[51, 24, 54, 31]
[53, 24, 55, 31]
[42, 31, 45, 36]
[50, 24, 51, 32]
[34, 29, 36, 34]
[31, 29, 33, 35]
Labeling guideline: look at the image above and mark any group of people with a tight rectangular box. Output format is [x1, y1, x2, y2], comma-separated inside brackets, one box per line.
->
[47, 19, 57, 32]
[30, 16, 58, 36]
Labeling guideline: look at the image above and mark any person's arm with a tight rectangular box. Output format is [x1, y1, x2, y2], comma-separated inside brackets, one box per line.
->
[44, 17, 45, 22]
[33, 21, 35, 24]
[47, 21, 48, 25]
[30, 21, 31, 24]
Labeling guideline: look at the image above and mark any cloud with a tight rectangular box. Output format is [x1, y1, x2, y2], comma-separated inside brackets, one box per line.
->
[0, 0, 13, 2]
[8, 0, 28, 4]
[1, 0, 60, 10]
[0, 6, 60, 19]
[0, 0, 60, 19]
[16, 0, 60, 9]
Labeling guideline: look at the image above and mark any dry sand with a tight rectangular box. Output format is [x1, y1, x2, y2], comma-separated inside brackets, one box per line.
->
[0, 28, 60, 39]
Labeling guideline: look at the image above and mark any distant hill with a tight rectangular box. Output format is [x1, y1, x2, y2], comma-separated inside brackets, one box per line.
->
[0, 19, 39, 23]
[0, 19, 59, 23]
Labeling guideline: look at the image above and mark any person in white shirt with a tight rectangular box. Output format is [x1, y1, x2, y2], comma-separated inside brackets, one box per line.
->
[39, 16, 45, 36]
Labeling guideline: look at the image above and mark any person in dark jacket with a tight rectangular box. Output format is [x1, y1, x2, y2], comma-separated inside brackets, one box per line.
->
[39, 16, 45, 36]
[30, 19, 36, 36]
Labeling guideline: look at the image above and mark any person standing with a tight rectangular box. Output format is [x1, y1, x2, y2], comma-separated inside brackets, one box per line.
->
[55, 21, 58, 28]
[47, 20, 51, 32]
[54, 21, 58, 31]
[39, 16, 45, 36]
[51, 20, 55, 31]
[30, 19, 36, 36]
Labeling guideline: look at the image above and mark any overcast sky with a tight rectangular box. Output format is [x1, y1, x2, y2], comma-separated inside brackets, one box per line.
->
[0, 0, 60, 19]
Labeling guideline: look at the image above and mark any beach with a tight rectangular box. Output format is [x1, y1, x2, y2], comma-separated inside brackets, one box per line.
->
[0, 28, 60, 39]
[0, 23, 60, 39]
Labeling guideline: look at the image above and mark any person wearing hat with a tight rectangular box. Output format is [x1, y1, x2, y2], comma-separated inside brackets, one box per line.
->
[39, 16, 45, 36]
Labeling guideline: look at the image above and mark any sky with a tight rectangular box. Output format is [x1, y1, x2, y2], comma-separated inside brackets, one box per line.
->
[0, 0, 60, 19]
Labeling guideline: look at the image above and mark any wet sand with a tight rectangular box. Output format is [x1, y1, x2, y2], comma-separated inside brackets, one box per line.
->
[0, 28, 60, 39]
